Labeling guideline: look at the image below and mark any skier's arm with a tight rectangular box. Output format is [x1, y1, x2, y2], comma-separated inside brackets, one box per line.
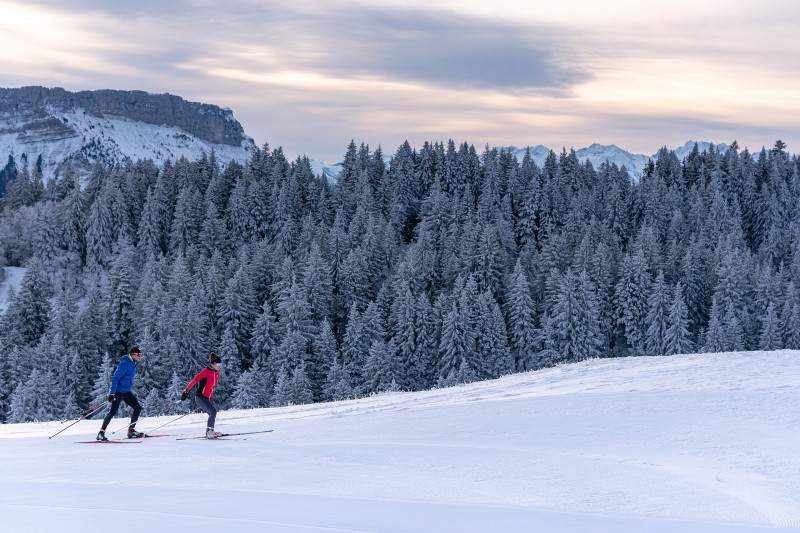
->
[108, 358, 131, 394]
[184, 368, 208, 392]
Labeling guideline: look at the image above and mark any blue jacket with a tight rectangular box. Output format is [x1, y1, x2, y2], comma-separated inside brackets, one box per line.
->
[109, 354, 139, 394]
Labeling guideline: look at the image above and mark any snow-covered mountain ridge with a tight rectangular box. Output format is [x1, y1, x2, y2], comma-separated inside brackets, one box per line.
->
[0, 86, 256, 180]
[311, 140, 731, 182]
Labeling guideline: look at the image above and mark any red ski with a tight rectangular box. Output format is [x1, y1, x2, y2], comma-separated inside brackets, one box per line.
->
[76, 440, 142, 444]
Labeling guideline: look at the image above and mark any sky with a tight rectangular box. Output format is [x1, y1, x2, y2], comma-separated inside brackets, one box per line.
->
[1, 0, 799, 162]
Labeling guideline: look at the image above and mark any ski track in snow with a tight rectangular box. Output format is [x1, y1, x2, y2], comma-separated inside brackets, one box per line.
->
[2, 350, 800, 532]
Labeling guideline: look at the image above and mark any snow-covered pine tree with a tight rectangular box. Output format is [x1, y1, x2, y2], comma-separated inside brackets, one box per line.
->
[324, 360, 354, 402]
[615, 248, 651, 356]
[644, 271, 671, 356]
[550, 269, 601, 362]
[142, 388, 162, 417]
[309, 319, 337, 401]
[505, 258, 537, 371]
[759, 301, 781, 351]
[664, 282, 693, 355]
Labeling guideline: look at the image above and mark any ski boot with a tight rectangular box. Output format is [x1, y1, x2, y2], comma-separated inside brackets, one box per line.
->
[205, 427, 221, 439]
[127, 427, 145, 439]
[96, 430, 109, 442]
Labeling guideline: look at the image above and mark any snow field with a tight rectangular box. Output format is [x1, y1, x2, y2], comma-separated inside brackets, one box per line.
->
[1, 350, 799, 532]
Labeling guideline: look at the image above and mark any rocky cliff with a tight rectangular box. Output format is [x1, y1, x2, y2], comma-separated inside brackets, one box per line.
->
[0, 86, 256, 180]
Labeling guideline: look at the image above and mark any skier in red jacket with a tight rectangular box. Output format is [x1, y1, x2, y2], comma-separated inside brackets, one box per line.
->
[182, 352, 222, 439]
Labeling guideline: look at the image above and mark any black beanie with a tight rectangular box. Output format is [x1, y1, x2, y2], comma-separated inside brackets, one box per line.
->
[129, 345, 141, 355]
[209, 352, 222, 364]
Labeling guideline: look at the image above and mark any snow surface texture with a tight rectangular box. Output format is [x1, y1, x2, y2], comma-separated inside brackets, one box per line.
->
[0, 106, 255, 181]
[2, 351, 799, 532]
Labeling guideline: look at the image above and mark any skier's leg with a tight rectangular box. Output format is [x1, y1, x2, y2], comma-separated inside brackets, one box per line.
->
[195, 395, 217, 428]
[122, 391, 142, 427]
[100, 395, 123, 431]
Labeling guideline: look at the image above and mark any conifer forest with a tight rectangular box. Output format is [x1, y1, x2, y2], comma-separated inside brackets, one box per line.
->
[1, 139, 798, 423]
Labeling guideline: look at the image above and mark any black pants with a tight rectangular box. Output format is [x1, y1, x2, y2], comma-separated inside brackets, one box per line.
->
[195, 395, 217, 428]
[101, 391, 141, 431]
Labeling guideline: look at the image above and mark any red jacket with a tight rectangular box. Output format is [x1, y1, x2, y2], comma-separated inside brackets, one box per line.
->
[185, 367, 220, 399]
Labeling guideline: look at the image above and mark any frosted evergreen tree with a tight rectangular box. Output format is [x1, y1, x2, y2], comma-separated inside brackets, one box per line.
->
[62, 391, 80, 420]
[759, 301, 781, 351]
[138, 186, 168, 257]
[301, 242, 334, 323]
[363, 339, 401, 394]
[644, 272, 671, 356]
[486, 298, 514, 377]
[270, 328, 309, 385]
[551, 269, 601, 362]
[664, 283, 693, 355]
[337, 244, 371, 314]
[232, 368, 265, 409]
[437, 299, 471, 382]
[783, 302, 800, 349]
[169, 186, 203, 256]
[407, 292, 439, 390]
[616, 248, 651, 356]
[288, 362, 315, 405]
[276, 277, 316, 345]
[218, 264, 258, 369]
[341, 303, 369, 386]
[142, 388, 163, 417]
[75, 285, 108, 371]
[324, 360, 354, 402]
[505, 258, 537, 371]
[251, 302, 278, 368]
[104, 241, 138, 356]
[271, 367, 291, 407]
[4, 259, 51, 346]
[85, 184, 115, 270]
[722, 301, 745, 352]
[8, 370, 40, 423]
[309, 319, 337, 400]
[704, 299, 726, 353]
[391, 280, 418, 388]
[91, 354, 115, 410]
[166, 371, 189, 414]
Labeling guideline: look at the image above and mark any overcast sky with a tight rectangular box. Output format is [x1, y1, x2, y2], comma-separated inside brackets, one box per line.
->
[1, 0, 798, 162]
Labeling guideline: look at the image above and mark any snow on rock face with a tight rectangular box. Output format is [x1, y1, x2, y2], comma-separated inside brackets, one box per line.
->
[0, 86, 257, 180]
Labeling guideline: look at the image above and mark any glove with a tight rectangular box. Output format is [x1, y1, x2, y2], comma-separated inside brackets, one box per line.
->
[108, 393, 116, 403]
[180, 389, 189, 401]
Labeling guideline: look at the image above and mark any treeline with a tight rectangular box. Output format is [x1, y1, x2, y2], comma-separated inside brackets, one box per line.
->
[0, 139, 799, 423]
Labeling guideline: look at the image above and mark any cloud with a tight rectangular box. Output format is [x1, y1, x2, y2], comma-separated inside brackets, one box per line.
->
[290, 8, 587, 91]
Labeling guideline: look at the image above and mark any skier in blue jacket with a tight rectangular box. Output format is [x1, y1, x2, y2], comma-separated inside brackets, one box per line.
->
[97, 346, 144, 441]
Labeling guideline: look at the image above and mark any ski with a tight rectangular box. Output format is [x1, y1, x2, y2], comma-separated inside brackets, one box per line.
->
[175, 430, 271, 441]
[175, 436, 245, 440]
[135, 434, 175, 438]
[76, 440, 142, 444]
[219, 430, 273, 437]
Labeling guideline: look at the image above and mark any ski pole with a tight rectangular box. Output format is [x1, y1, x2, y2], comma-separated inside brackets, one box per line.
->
[144, 407, 202, 435]
[49, 403, 108, 439]
[60, 403, 106, 424]
[108, 399, 187, 435]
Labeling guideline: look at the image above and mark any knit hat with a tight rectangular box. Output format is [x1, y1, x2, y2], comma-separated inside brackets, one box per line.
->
[209, 352, 222, 364]
[129, 345, 142, 355]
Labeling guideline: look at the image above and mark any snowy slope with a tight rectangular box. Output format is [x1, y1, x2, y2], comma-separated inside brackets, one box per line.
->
[0, 106, 255, 181]
[2, 351, 799, 532]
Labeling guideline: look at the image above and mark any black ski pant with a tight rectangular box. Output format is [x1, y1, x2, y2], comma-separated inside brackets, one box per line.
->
[100, 391, 141, 431]
[195, 395, 217, 428]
